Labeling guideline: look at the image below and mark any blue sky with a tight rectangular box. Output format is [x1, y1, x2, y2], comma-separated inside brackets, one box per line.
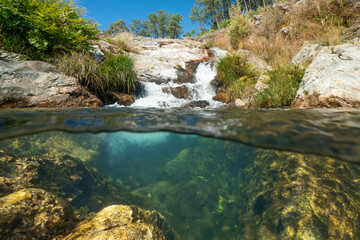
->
[77, 0, 199, 35]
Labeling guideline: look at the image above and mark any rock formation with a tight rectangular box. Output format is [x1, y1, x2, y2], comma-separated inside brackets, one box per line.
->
[0, 188, 77, 240]
[111, 33, 209, 84]
[63, 205, 179, 240]
[292, 44, 360, 108]
[0, 51, 102, 108]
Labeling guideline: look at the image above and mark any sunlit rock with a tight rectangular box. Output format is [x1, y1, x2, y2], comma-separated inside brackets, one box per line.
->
[0, 188, 77, 239]
[0, 56, 102, 108]
[236, 150, 360, 239]
[63, 205, 179, 240]
[293, 44, 360, 108]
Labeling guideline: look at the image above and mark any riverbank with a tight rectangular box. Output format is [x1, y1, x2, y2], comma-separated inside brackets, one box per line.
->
[0, 0, 359, 109]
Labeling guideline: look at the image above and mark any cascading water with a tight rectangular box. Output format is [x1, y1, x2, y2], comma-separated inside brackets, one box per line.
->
[118, 47, 228, 108]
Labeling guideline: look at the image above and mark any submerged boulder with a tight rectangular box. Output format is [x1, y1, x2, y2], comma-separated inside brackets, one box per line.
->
[292, 44, 360, 108]
[0, 56, 102, 108]
[0, 188, 77, 240]
[236, 150, 360, 239]
[0, 149, 110, 212]
[63, 205, 179, 240]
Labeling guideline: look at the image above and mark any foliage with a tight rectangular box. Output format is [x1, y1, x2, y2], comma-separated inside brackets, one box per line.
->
[227, 76, 257, 99]
[108, 10, 183, 39]
[0, 0, 99, 60]
[190, 0, 232, 30]
[108, 19, 128, 35]
[55, 52, 137, 97]
[167, 13, 183, 39]
[217, 53, 256, 86]
[228, 15, 250, 50]
[184, 29, 197, 37]
[106, 38, 138, 53]
[219, 19, 231, 29]
[217, 53, 257, 100]
[252, 64, 305, 108]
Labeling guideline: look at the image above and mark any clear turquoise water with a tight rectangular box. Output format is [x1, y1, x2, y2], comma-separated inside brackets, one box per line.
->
[1, 108, 360, 239]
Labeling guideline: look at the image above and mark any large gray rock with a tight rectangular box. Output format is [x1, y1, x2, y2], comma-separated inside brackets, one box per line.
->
[292, 44, 360, 108]
[112, 33, 209, 83]
[236, 49, 272, 74]
[0, 58, 102, 108]
[291, 43, 323, 66]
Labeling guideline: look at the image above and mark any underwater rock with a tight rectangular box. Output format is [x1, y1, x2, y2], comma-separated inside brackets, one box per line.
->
[0, 188, 77, 240]
[0, 150, 110, 211]
[134, 143, 256, 240]
[63, 205, 179, 240]
[236, 150, 360, 239]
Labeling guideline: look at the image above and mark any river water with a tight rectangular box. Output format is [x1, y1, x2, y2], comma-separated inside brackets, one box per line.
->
[1, 107, 360, 239]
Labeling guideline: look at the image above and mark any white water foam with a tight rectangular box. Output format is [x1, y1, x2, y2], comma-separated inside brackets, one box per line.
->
[110, 47, 227, 109]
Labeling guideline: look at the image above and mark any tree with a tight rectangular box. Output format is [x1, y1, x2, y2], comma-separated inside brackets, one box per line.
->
[184, 29, 197, 37]
[157, 10, 169, 38]
[139, 20, 151, 37]
[129, 19, 142, 35]
[167, 14, 183, 39]
[190, 3, 207, 33]
[109, 19, 128, 34]
[110, 10, 183, 39]
[148, 12, 159, 38]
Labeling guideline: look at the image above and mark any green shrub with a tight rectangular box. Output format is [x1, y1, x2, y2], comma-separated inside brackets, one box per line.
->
[217, 53, 256, 86]
[219, 19, 231, 29]
[55, 52, 137, 97]
[217, 53, 257, 100]
[227, 15, 250, 50]
[0, 0, 99, 60]
[227, 76, 257, 99]
[252, 64, 305, 108]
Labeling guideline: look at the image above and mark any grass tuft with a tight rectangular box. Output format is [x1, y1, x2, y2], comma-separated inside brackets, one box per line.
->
[54, 52, 137, 98]
[217, 53, 258, 99]
[252, 64, 306, 108]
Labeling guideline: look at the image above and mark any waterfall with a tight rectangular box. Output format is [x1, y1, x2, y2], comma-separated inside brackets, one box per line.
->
[109, 47, 228, 108]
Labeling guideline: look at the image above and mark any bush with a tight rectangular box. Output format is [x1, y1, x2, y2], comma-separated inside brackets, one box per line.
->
[252, 64, 305, 108]
[219, 19, 231, 29]
[227, 15, 250, 50]
[217, 53, 257, 100]
[217, 53, 256, 86]
[106, 38, 138, 53]
[227, 76, 257, 99]
[55, 52, 137, 97]
[0, 0, 99, 60]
